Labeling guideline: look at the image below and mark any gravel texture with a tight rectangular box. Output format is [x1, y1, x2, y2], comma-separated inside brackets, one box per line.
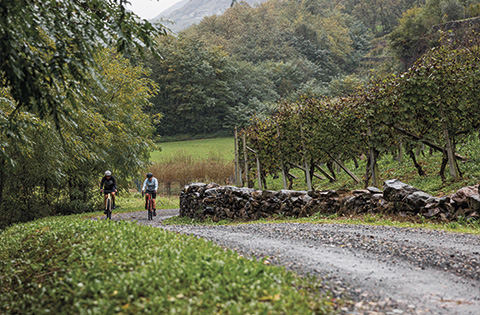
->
[113, 210, 480, 315]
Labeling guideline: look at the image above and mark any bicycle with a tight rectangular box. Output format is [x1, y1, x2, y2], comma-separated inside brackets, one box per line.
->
[105, 192, 113, 220]
[144, 192, 153, 220]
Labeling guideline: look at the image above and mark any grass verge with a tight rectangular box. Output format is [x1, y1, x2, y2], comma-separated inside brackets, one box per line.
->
[0, 215, 335, 314]
[163, 213, 480, 235]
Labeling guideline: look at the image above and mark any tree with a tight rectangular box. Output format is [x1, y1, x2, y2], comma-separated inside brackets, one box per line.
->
[0, 48, 158, 226]
[0, 0, 166, 136]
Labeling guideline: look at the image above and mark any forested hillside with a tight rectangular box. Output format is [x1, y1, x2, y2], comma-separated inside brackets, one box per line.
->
[149, 0, 480, 139]
[152, 0, 269, 33]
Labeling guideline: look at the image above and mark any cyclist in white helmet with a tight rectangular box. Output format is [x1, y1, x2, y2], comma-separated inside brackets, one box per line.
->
[100, 170, 117, 211]
[142, 172, 158, 216]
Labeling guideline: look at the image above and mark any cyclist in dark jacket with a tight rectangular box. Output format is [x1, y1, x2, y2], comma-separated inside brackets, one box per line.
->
[100, 170, 117, 210]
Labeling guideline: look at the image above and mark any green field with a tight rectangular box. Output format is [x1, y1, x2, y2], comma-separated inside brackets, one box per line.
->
[151, 138, 235, 162]
[0, 204, 334, 314]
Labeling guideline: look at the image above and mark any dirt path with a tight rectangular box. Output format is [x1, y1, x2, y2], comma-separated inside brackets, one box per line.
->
[114, 210, 480, 315]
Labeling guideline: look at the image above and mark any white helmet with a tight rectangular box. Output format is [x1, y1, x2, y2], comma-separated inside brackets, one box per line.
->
[105, 170, 112, 176]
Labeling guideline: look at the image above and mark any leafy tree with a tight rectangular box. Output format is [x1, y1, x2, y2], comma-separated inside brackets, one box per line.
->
[0, 48, 158, 226]
[0, 0, 165, 140]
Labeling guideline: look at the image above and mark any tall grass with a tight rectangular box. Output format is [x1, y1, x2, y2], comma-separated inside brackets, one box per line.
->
[149, 150, 234, 195]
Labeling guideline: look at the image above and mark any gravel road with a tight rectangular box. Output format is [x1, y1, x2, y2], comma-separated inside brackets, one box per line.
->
[113, 210, 480, 315]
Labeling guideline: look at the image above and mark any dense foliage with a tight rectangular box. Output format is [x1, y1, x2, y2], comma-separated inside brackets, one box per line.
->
[0, 0, 165, 132]
[0, 1, 164, 227]
[389, 0, 480, 68]
[0, 49, 158, 228]
[148, 35, 278, 137]
[148, 0, 480, 138]
[241, 34, 480, 187]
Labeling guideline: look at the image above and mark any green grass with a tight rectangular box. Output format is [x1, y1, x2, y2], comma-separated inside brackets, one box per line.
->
[262, 138, 480, 197]
[151, 138, 235, 163]
[164, 213, 480, 235]
[0, 213, 335, 314]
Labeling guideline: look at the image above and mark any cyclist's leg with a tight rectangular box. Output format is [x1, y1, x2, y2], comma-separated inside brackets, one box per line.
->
[111, 191, 116, 209]
[104, 192, 109, 210]
[152, 192, 157, 209]
[152, 192, 157, 215]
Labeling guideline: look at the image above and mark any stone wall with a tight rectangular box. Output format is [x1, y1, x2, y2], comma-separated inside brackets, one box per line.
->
[180, 180, 480, 222]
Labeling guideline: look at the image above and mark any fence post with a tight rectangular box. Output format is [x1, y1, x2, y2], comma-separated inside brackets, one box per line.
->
[299, 113, 312, 191]
[243, 132, 248, 187]
[256, 154, 263, 190]
[234, 127, 243, 187]
[276, 122, 288, 190]
[368, 123, 379, 187]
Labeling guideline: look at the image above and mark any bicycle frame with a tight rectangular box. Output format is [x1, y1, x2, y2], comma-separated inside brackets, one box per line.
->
[105, 192, 113, 220]
[146, 193, 153, 220]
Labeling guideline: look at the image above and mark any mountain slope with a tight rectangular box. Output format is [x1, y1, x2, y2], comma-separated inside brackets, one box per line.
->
[151, 0, 268, 33]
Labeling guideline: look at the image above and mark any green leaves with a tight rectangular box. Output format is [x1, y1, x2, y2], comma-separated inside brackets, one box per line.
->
[243, 33, 480, 185]
[0, 0, 166, 128]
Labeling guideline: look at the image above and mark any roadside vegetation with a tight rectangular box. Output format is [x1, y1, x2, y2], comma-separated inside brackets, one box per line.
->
[164, 211, 480, 235]
[0, 214, 335, 314]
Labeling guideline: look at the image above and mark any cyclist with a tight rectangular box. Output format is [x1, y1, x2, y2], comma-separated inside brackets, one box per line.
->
[100, 170, 117, 212]
[142, 172, 158, 216]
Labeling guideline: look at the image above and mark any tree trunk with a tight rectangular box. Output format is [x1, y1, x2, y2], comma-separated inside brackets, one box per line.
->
[364, 154, 371, 189]
[443, 123, 459, 179]
[298, 115, 312, 191]
[326, 161, 336, 179]
[439, 152, 448, 183]
[408, 149, 425, 176]
[398, 141, 404, 164]
[276, 123, 287, 190]
[353, 156, 359, 169]
[0, 159, 4, 209]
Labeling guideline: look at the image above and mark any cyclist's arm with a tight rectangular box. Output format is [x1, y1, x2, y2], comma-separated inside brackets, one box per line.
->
[112, 176, 117, 191]
[141, 179, 147, 192]
[100, 177, 105, 190]
[154, 178, 158, 192]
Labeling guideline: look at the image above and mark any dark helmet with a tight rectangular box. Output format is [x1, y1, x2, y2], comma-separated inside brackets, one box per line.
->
[146, 173, 153, 178]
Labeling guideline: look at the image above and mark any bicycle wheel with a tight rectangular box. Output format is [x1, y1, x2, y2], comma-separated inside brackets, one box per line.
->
[106, 197, 112, 220]
[147, 198, 153, 220]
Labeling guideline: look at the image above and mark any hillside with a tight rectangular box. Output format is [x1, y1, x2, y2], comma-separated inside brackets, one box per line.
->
[151, 0, 268, 32]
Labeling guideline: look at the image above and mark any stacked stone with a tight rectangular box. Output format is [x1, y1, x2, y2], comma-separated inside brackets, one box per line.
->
[180, 183, 340, 221]
[180, 179, 480, 222]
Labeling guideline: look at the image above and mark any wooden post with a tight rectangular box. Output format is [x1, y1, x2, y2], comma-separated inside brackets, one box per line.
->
[276, 123, 288, 190]
[234, 127, 243, 186]
[243, 132, 248, 187]
[440, 106, 459, 179]
[326, 155, 360, 183]
[368, 123, 379, 187]
[256, 155, 263, 190]
[246, 146, 263, 190]
[299, 114, 312, 191]
[398, 140, 404, 164]
[314, 163, 336, 182]
[290, 163, 327, 180]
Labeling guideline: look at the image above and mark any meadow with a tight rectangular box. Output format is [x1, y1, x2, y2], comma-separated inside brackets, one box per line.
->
[0, 204, 334, 314]
[151, 138, 235, 162]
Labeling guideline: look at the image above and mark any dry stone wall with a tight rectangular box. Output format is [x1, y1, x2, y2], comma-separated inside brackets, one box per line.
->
[180, 179, 480, 222]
